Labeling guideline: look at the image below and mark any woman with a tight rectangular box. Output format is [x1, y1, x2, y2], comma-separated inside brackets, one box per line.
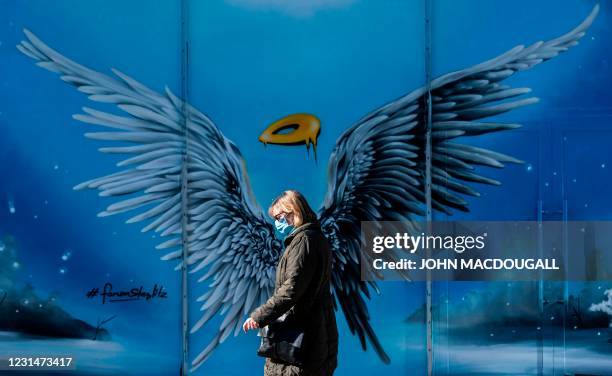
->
[243, 190, 339, 376]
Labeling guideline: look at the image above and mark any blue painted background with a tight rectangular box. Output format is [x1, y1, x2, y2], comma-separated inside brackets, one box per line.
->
[0, 0, 610, 374]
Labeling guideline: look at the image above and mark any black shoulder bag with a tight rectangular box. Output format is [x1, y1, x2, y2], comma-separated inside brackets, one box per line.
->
[256, 310, 307, 367]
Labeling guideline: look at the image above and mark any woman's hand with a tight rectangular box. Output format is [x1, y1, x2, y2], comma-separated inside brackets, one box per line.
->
[242, 317, 259, 333]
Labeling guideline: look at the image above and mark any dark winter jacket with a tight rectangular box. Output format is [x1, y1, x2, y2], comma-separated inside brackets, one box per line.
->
[250, 221, 338, 375]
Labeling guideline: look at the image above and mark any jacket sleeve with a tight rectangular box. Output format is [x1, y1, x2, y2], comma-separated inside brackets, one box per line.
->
[250, 235, 316, 327]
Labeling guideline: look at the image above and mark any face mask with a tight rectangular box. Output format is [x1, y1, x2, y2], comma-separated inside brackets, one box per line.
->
[274, 216, 293, 235]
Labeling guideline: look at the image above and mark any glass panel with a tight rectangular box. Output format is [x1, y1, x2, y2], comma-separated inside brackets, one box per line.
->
[562, 130, 612, 375]
[427, 0, 604, 374]
[0, 1, 183, 373]
[186, 0, 426, 374]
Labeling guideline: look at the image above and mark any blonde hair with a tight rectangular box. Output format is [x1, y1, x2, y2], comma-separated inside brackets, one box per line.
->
[268, 190, 317, 227]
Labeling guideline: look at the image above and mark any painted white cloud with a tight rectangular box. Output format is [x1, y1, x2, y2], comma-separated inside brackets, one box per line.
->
[589, 289, 612, 327]
[226, 0, 356, 17]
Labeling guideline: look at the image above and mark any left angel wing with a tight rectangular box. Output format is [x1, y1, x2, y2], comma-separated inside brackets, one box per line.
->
[18, 30, 283, 370]
[319, 4, 598, 364]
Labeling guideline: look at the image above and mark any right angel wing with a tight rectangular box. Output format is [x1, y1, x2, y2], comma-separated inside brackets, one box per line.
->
[319, 3, 598, 364]
[17, 30, 282, 370]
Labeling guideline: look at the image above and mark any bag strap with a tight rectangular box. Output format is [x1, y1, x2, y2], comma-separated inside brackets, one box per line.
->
[299, 230, 329, 311]
[284, 231, 329, 319]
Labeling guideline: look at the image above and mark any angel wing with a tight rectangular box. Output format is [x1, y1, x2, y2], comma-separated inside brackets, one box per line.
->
[17, 30, 283, 370]
[319, 4, 598, 363]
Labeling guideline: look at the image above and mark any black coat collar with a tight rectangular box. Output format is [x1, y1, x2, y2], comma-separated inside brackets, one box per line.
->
[283, 221, 319, 247]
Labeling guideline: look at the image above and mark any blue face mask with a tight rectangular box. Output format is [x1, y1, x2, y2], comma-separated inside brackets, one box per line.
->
[274, 216, 294, 236]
